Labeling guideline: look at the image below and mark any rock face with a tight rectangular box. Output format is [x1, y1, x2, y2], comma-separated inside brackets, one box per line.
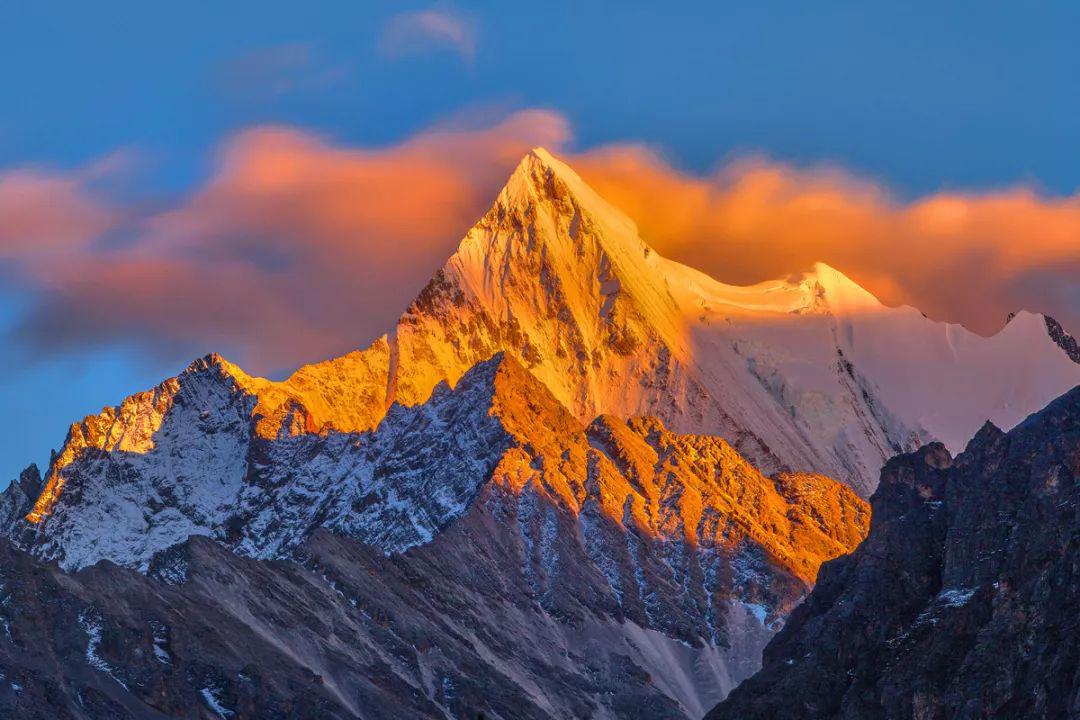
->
[1045, 314, 1080, 363]
[707, 384, 1080, 720]
[0, 355, 868, 719]
[0, 465, 41, 530]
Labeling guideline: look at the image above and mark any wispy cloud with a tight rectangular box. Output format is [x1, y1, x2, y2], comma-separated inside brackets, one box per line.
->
[0, 170, 114, 256]
[379, 8, 476, 63]
[216, 43, 351, 101]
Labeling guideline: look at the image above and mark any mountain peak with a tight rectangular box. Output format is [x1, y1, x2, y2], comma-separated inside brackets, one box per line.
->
[500, 146, 571, 197]
[494, 147, 641, 239]
[182, 351, 260, 386]
[518, 145, 577, 180]
[525, 145, 560, 167]
[519, 146, 590, 188]
[801, 262, 883, 313]
[17, 464, 42, 499]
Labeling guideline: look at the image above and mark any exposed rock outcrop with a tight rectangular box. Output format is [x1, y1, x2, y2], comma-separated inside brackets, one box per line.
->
[1045, 314, 1080, 364]
[0, 465, 41, 530]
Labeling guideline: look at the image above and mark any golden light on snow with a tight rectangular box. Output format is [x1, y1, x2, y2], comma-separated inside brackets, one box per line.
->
[23, 147, 1080, 531]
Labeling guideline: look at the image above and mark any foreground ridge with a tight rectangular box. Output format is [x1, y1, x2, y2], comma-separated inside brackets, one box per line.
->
[708, 384, 1080, 720]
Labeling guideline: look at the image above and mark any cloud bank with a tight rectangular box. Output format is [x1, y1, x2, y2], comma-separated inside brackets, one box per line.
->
[0, 109, 1076, 373]
[2, 110, 569, 371]
[571, 146, 1080, 336]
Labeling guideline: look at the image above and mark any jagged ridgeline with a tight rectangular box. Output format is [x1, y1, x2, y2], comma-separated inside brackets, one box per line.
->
[0, 149, 1076, 718]
[0, 354, 868, 718]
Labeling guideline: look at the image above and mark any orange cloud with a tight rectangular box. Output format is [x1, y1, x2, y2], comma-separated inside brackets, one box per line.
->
[0, 170, 113, 256]
[570, 145, 1080, 336]
[379, 9, 476, 63]
[0, 110, 1077, 377]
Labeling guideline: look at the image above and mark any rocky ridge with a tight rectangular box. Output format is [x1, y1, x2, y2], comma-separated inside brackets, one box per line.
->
[708, 384, 1080, 720]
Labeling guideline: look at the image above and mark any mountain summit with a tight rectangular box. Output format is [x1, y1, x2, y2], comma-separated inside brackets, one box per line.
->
[300, 147, 1079, 492]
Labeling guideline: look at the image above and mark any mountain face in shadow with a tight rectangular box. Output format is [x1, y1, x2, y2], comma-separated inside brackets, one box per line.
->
[708, 385, 1080, 720]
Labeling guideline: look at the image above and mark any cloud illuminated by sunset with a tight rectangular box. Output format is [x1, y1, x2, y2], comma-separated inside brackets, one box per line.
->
[570, 145, 1080, 336]
[3, 110, 569, 371]
[0, 109, 1077, 373]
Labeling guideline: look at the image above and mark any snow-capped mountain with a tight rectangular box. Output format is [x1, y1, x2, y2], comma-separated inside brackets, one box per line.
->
[13, 350, 867, 586]
[1, 146, 1076, 717]
[380, 149, 1077, 494]
[13, 147, 1077, 563]
[0, 354, 867, 718]
[25, 148, 1075, 525]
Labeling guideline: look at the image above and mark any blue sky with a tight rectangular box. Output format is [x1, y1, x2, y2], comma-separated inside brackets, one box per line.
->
[1, 1, 1078, 482]
[4, 1, 1077, 193]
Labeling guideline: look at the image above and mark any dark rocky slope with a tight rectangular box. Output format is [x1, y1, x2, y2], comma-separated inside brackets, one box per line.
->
[0, 528, 728, 720]
[707, 385, 1080, 720]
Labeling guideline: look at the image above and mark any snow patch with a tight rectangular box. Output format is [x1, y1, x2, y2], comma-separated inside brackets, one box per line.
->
[200, 686, 234, 718]
[150, 620, 172, 665]
[937, 587, 976, 607]
[742, 602, 768, 625]
[79, 610, 128, 690]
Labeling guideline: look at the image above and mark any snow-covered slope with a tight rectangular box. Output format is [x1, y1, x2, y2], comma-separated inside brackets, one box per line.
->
[13, 353, 867, 579]
[409, 149, 1078, 494]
